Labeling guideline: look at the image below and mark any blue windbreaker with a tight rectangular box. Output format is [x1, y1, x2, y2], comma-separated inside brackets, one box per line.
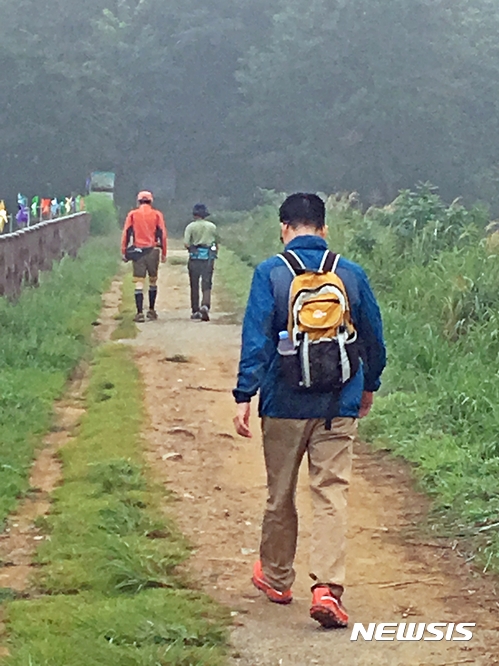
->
[233, 235, 386, 419]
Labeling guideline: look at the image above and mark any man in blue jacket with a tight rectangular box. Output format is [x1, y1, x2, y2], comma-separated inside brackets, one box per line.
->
[233, 193, 386, 629]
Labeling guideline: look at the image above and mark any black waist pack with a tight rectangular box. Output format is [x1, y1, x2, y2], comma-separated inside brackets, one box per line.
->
[124, 246, 154, 262]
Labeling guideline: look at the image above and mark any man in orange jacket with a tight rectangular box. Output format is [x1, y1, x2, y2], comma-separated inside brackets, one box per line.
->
[121, 191, 168, 322]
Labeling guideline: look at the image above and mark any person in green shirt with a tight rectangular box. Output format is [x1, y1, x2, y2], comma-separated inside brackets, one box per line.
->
[184, 203, 219, 321]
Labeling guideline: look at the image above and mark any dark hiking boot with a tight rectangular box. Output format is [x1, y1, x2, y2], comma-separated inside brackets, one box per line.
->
[146, 309, 158, 321]
[200, 305, 210, 321]
[133, 312, 145, 323]
[190, 312, 202, 320]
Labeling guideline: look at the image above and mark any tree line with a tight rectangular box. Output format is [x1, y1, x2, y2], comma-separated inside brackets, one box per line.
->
[1, 0, 499, 209]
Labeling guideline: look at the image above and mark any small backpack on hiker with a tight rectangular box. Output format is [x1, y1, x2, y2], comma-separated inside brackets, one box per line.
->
[278, 250, 360, 424]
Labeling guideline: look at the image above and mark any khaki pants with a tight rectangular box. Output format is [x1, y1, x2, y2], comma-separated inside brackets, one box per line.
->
[260, 416, 356, 597]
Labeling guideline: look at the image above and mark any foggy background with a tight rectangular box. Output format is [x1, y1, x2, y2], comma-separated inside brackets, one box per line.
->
[1, 0, 499, 212]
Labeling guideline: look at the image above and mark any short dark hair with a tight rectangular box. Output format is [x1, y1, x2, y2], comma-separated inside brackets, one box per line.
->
[279, 193, 325, 229]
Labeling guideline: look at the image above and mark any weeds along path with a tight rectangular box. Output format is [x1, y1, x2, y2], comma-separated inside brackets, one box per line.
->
[131, 245, 499, 666]
[0, 279, 121, 658]
[0, 279, 122, 587]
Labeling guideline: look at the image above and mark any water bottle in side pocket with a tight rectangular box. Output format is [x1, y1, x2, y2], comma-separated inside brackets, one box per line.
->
[277, 331, 295, 355]
[278, 330, 301, 386]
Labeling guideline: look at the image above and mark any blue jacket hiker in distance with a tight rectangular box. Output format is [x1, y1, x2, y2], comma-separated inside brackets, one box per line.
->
[233, 234, 386, 419]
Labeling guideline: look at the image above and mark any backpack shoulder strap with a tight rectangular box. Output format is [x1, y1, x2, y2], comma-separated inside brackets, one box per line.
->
[279, 250, 306, 276]
[320, 250, 340, 274]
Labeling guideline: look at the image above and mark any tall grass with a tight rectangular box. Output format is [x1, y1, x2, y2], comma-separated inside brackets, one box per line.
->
[216, 205, 282, 267]
[0, 236, 118, 524]
[219, 186, 499, 571]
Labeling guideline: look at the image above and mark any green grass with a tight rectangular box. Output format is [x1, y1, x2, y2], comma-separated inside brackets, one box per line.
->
[0, 236, 119, 526]
[5, 593, 227, 666]
[216, 248, 253, 316]
[2, 344, 229, 665]
[219, 205, 281, 269]
[111, 270, 138, 341]
[85, 194, 120, 236]
[218, 190, 499, 573]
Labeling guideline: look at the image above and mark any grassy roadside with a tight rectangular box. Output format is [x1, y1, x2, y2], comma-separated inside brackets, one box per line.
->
[0, 236, 119, 526]
[216, 248, 252, 318]
[111, 270, 138, 341]
[2, 344, 229, 665]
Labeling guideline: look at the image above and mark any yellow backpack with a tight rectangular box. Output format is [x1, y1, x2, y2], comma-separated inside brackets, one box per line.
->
[279, 250, 360, 396]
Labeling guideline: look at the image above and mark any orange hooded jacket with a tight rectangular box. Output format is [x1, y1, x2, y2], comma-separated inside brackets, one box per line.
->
[121, 204, 167, 258]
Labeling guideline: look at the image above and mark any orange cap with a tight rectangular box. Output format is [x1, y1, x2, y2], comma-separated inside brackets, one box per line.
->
[137, 190, 153, 203]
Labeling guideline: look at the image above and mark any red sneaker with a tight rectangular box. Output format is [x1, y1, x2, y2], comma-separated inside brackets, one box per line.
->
[251, 561, 293, 605]
[310, 586, 349, 628]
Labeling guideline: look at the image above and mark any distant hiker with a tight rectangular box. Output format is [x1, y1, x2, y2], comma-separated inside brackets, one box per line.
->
[184, 203, 218, 321]
[232, 193, 386, 629]
[121, 191, 168, 322]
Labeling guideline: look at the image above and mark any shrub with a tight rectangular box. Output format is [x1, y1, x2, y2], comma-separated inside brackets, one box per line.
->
[367, 182, 488, 261]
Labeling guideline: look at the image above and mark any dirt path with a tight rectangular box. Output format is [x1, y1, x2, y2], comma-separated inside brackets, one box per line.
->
[128, 251, 499, 665]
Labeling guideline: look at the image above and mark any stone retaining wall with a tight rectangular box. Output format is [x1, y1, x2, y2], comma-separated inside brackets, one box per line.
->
[0, 213, 91, 298]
